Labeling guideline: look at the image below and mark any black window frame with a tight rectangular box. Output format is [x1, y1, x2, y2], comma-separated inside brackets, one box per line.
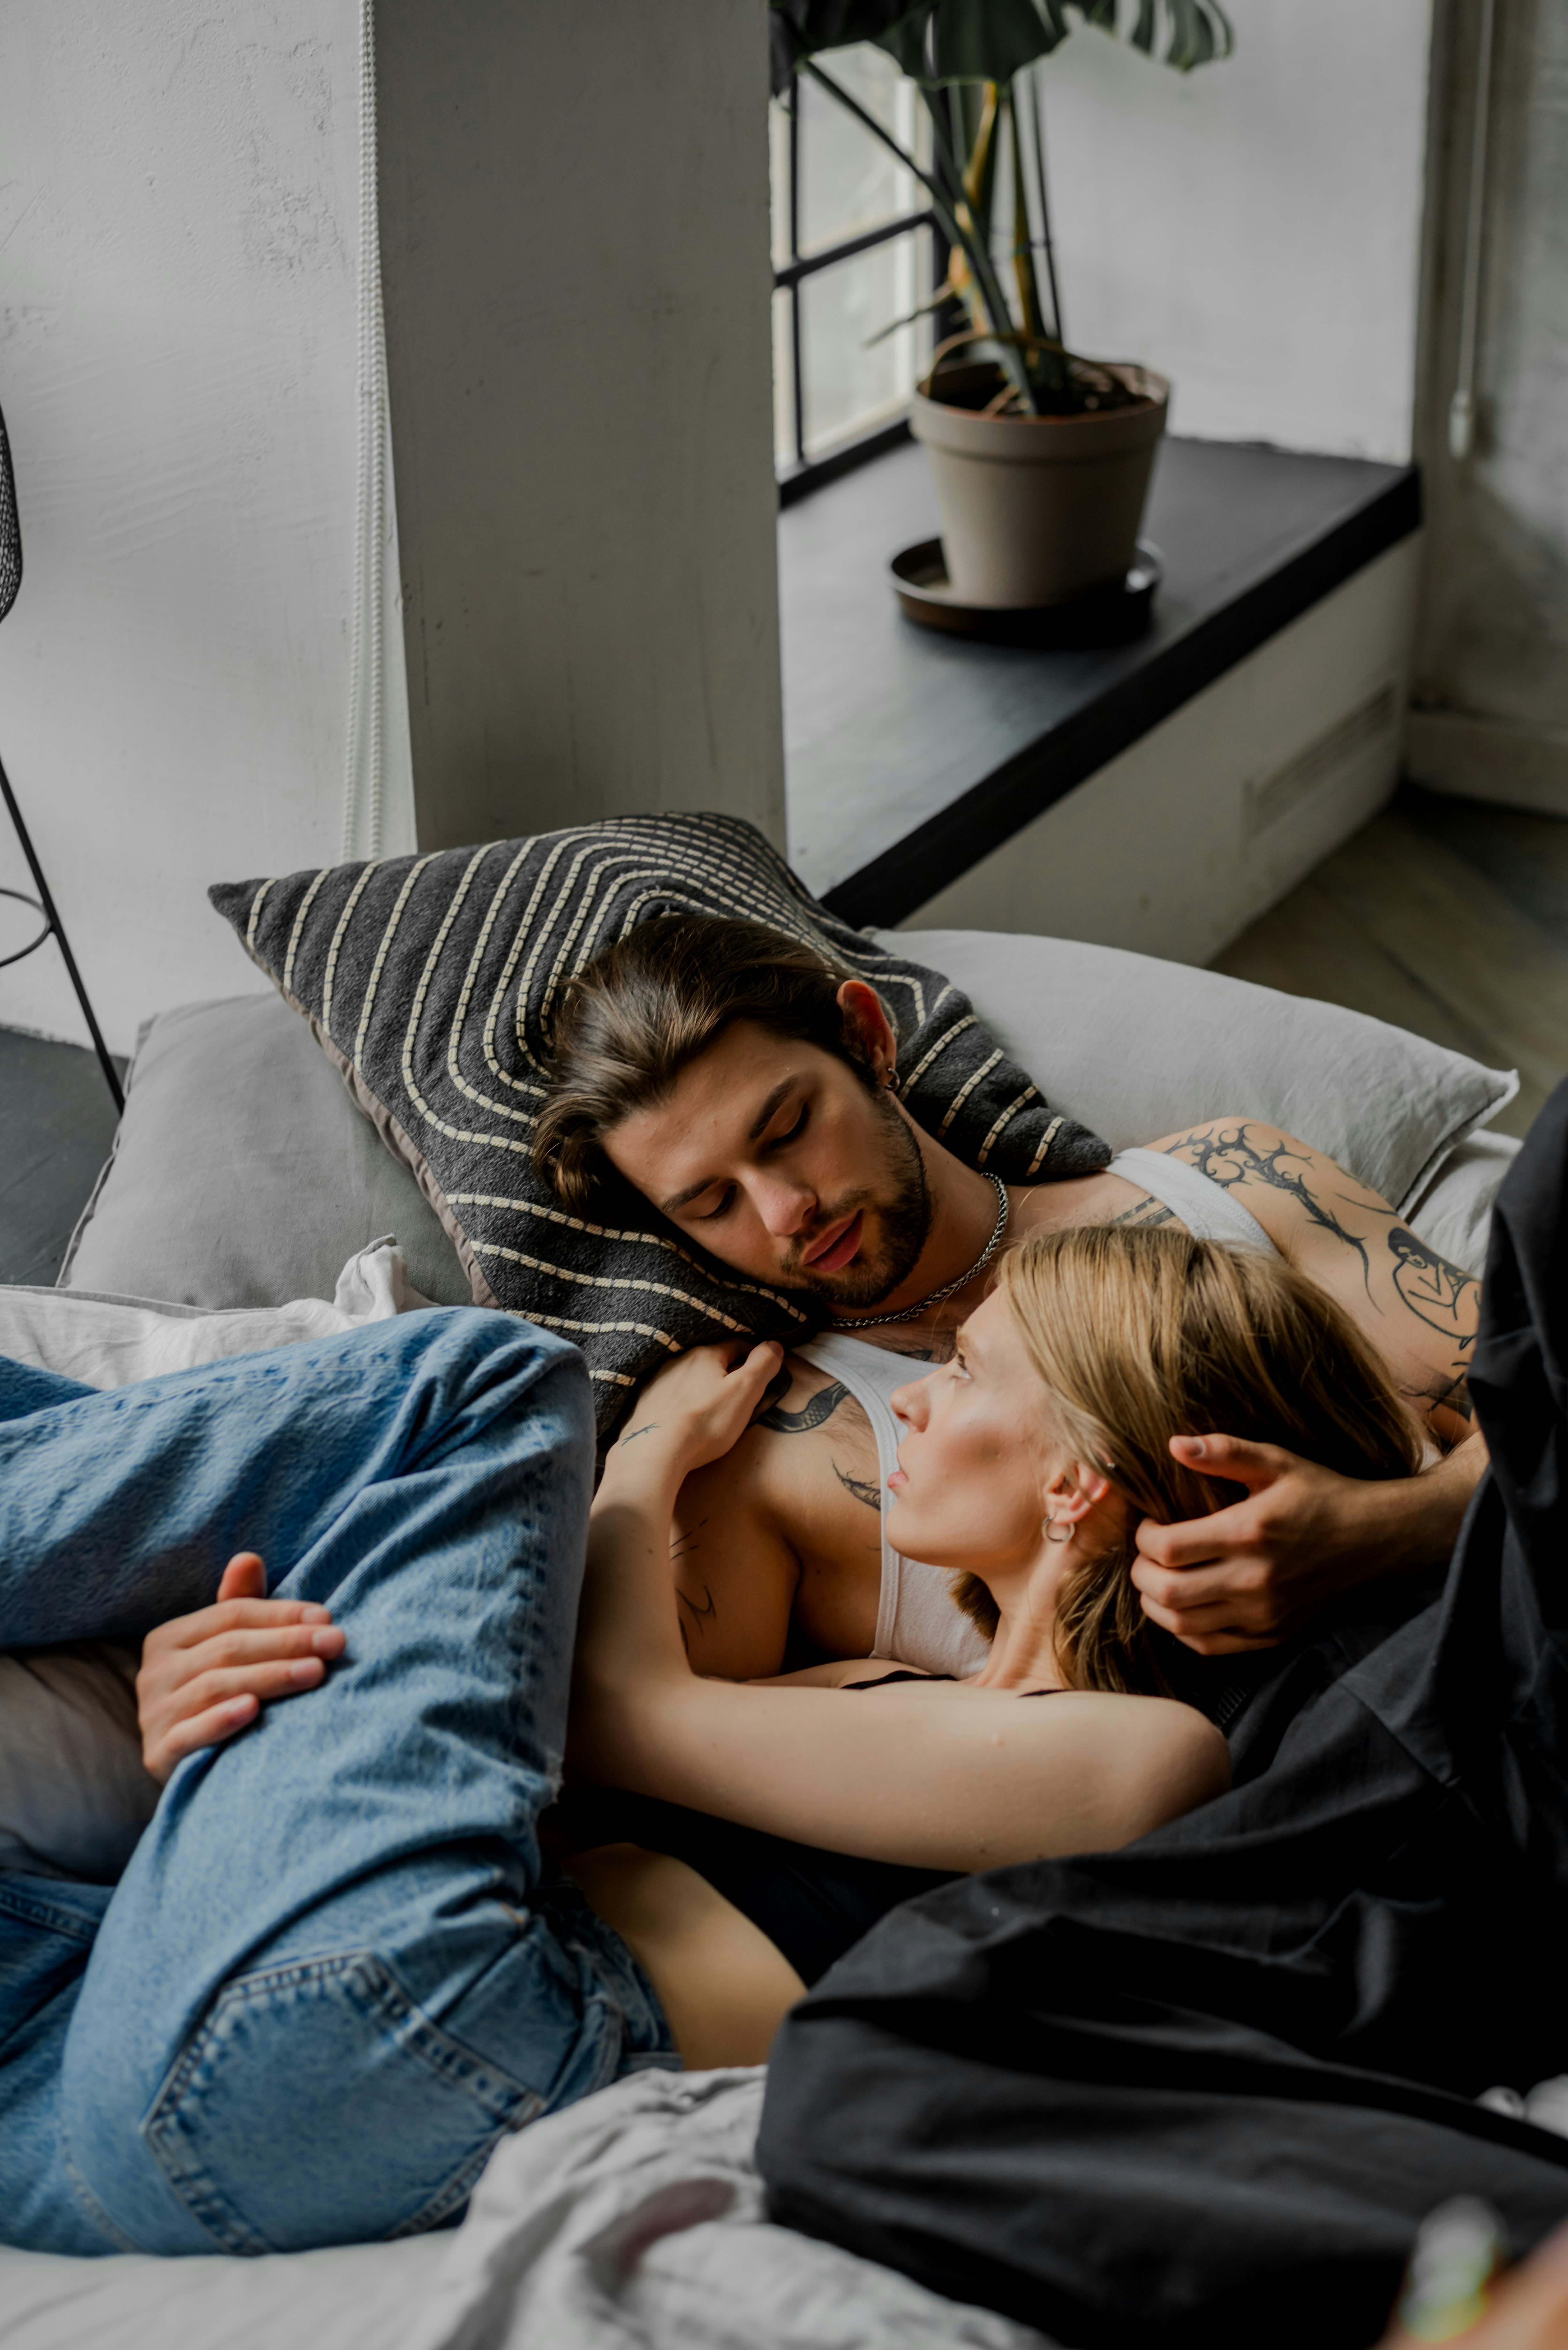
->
[773, 76, 945, 509]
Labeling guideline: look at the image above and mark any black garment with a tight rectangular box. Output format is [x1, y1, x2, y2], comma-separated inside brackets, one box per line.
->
[758, 1081, 1568, 2350]
[558, 1788, 956, 1987]
[845, 1670, 1065, 1694]
[563, 1627, 1431, 1988]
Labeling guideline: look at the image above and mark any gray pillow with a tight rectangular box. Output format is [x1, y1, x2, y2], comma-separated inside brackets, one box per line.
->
[891, 928, 1518, 1217]
[207, 812, 1109, 1431]
[63, 994, 471, 1309]
[0, 1644, 157, 1881]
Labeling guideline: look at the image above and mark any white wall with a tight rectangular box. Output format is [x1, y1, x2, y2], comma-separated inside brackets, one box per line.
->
[0, 2, 397, 1057]
[900, 542, 1421, 964]
[1036, 0, 1433, 463]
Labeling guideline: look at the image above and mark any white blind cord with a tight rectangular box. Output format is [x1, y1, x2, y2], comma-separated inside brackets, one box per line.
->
[342, 0, 388, 862]
[1449, 0, 1497, 465]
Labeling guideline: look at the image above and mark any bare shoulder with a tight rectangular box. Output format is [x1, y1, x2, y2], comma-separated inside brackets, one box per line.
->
[1141, 1116, 1379, 1251]
[1054, 1691, 1232, 1834]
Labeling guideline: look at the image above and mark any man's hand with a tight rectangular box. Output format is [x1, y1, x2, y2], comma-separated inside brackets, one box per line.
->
[136, 1553, 345, 1784]
[1131, 1430, 1488, 1655]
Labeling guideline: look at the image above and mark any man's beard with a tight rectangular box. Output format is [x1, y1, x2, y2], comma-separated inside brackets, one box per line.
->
[785, 1085, 933, 1311]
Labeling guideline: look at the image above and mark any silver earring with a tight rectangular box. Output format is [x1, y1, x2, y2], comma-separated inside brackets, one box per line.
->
[885, 1067, 898, 1089]
[1043, 1515, 1072, 1546]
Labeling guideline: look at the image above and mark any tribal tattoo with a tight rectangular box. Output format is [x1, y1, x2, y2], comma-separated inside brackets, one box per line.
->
[1164, 1125, 1376, 1293]
[833, 1461, 883, 1514]
[760, 1379, 851, 1435]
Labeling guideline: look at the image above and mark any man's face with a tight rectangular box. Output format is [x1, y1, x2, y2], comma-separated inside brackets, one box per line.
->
[601, 1019, 933, 1308]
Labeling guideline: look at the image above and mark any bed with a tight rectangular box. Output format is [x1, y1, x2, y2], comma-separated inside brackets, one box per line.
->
[0, 897, 1521, 2346]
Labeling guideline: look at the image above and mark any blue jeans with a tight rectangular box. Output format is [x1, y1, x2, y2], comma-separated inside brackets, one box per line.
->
[0, 1311, 675, 2257]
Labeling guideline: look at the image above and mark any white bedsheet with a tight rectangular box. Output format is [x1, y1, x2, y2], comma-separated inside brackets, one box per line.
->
[0, 2070, 1050, 2350]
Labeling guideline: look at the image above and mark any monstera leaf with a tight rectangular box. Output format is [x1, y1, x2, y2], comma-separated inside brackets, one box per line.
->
[769, 0, 1232, 416]
[768, 0, 1232, 93]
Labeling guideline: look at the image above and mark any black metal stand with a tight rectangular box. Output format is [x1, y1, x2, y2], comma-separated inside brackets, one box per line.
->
[0, 746, 124, 1115]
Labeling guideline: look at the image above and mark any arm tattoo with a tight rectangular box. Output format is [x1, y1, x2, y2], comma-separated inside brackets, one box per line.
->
[1165, 1124, 1376, 1293]
[760, 1379, 850, 1435]
[1405, 1368, 1474, 1423]
[1112, 1194, 1176, 1230]
[618, 1420, 660, 1446]
[1387, 1227, 1479, 1353]
[833, 1460, 883, 1514]
[675, 1581, 717, 1657]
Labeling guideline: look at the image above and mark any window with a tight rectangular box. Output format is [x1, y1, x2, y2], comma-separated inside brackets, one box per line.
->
[771, 48, 940, 504]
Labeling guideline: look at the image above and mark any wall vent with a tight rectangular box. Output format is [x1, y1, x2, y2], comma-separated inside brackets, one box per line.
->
[1245, 681, 1399, 839]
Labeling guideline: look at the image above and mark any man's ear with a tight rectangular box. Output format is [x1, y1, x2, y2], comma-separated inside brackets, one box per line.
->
[836, 979, 898, 1078]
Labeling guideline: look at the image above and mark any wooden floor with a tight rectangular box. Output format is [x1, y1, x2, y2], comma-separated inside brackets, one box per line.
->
[1214, 784, 1568, 1142]
[3, 782, 1566, 1285]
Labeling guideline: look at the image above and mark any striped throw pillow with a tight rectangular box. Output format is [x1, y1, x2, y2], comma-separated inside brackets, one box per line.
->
[210, 812, 1108, 1431]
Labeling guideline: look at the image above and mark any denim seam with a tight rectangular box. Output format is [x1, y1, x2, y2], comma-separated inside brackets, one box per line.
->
[388, 2127, 510, 2239]
[0, 1883, 104, 1943]
[62, 2148, 155, 2256]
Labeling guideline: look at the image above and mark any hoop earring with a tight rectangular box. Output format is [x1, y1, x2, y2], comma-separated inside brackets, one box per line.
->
[1043, 1516, 1073, 1546]
[885, 1067, 898, 1090]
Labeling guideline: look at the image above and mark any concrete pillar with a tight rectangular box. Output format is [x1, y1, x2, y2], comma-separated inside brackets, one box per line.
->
[376, 0, 786, 852]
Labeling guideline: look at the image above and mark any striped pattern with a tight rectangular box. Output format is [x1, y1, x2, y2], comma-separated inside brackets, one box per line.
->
[211, 812, 1108, 1434]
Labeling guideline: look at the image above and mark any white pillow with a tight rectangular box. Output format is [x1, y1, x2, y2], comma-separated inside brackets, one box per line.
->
[1, 1237, 434, 1391]
[889, 928, 1517, 1220]
[1402, 1129, 1519, 1278]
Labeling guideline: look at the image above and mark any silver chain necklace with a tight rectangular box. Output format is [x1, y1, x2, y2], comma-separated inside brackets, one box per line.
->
[828, 1172, 1011, 1331]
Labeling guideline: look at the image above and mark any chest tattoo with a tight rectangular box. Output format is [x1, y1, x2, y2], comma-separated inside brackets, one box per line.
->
[833, 1460, 883, 1513]
[759, 1379, 850, 1435]
[1112, 1194, 1176, 1230]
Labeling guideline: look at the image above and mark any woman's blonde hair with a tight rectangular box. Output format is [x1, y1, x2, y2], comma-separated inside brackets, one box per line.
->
[954, 1223, 1423, 1693]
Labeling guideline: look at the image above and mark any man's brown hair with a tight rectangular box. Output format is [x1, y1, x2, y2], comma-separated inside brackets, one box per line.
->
[533, 913, 877, 1212]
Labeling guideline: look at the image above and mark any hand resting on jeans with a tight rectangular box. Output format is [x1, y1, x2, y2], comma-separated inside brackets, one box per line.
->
[136, 1552, 345, 1783]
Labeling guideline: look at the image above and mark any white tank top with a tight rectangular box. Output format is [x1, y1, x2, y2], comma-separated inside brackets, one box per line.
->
[795, 1150, 1278, 1675]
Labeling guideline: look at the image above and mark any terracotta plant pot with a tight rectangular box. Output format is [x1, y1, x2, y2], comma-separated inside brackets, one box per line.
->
[911, 360, 1170, 610]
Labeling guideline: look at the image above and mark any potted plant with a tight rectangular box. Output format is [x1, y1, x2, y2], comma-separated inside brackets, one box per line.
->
[769, 0, 1233, 610]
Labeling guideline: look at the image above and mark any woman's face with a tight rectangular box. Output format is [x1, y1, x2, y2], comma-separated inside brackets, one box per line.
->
[885, 1287, 1069, 1576]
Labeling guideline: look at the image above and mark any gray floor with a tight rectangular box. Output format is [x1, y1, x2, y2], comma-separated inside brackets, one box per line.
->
[1214, 784, 1568, 1141]
[3, 782, 1566, 1286]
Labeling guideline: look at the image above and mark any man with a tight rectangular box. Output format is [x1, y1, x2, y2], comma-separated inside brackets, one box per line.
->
[531, 913, 1486, 1683]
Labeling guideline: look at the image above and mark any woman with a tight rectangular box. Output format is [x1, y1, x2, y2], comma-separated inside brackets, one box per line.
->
[555, 1222, 1427, 2060]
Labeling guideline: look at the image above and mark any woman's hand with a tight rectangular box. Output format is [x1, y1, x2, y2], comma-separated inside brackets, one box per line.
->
[136, 1553, 345, 1784]
[606, 1339, 784, 1484]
